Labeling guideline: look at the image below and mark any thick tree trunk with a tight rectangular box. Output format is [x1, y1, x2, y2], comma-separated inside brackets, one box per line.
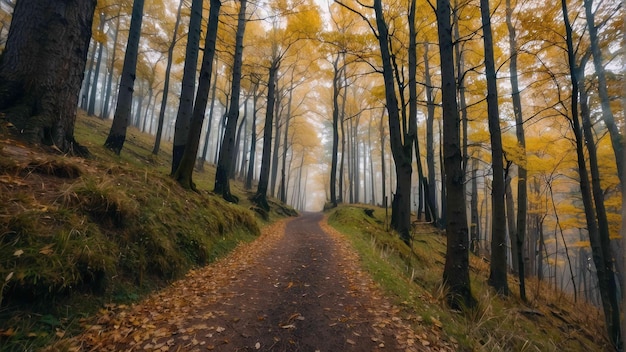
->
[173, 0, 221, 190]
[0, 0, 96, 154]
[153, 0, 183, 155]
[480, 0, 509, 295]
[437, 0, 474, 309]
[214, 0, 247, 201]
[104, 0, 144, 155]
[171, 0, 202, 174]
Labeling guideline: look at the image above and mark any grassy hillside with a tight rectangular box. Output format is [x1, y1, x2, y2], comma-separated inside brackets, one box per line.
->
[0, 112, 294, 351]
[327, 205, 611, 351]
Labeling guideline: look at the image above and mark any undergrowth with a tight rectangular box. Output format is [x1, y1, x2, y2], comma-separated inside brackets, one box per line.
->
[327, 204, 611, 351]
[0, 113, 293, 350]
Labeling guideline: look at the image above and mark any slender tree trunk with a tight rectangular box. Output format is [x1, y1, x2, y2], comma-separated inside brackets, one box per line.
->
[470, 157, 480, 254]
[480, 0, 508, 295]
[270, 104, 281, 198]
[101, 10, 121, 120]
[104, 0, 144, 155]
[81, 38, 96, 111]
[373, 0, 413, 244]
[505, 171, 519, 272]
[380, 109, 387, 211]
[506, 0, 528, 301]
[173, 0, 221, 190]
[424, 43, 439, 223]
[214, 0, 247, 201]
[0, 0, 96, 154]
[561, 0, 620, 346]
[252, 60, 279, 211]
[583, 0, 623, 184]
[437, 0, 473, 309]
[200, 62, 219, 166]
[238, 96, 249, 178]
[579, 63, 622, 348]
[88, 13, 105, 117]
[330, 54, 341, 206]
[152, 0, 183, 155]
[171, 0, 202, 174]
[245, 82, 260, 190]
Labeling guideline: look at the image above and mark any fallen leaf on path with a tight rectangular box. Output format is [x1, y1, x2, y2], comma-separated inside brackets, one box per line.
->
[280, 324, 296, 329]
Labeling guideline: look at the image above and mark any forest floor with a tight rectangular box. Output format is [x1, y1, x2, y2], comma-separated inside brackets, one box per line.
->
[60, 213, 453, 352]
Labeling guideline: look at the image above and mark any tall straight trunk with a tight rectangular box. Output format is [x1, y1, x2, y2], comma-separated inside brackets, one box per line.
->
[583, 0, 623, 184]
[171, 0, 202, 174]
[480, 0, 509, 295]
[453, 0, 469, 178]
[0, 0, 96, 154]
[329, 54, 341, 206]
[424, 42, 438, 223]
[214, 0, 247, 201]
[373, 0, 413, 244]
[201, 63, 219, 165]
[561, 0, 620, 347]
[470, 157, 480, 254]
[436, 0, 473, 308]
[81, 38, 96, 111]
[245, 82, 260, 190]
[338, 61, 347, 203]
[174, 0, 221, 189]
[153, 0, 183, 155]
[101, 10, 121, 120]
[279, 76, 294, 203]
[252, 60, 279, 211]
[380, 109, 387, 210]
[505, 171, 519, 272]
[506, 0, 528, 301]
[238, 96, 249, 178]
[439, 119, 446, 228]
[368, 121, 376, 205]
[579, 66, 622, 348]
[104, 0, 144, 155]
[141, 87, 153, 132]
[88, 12, 105, 117]
[270, 102, 281, 198]
[232, 97, 248, 178]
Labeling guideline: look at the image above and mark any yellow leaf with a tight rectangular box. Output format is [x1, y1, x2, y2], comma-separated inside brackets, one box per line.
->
[39, 244, 54, 255]
[13, 249, 24, 257]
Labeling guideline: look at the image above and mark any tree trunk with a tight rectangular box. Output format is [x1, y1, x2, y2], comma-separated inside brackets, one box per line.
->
[214, 0, 247, 201]
[200, 61, 219, 166]
[561, 0, 620, 346]
[104, 0, 144, 155]
[579, 62, 622, 348]
[101, 9, 121, 120]
[0, 0, 96, 155]
[173, 0, 221, 190]
[480, 0, 508, 295]
[506, 0, 528, 301]
[373, 0, 413, 245]
[470, 157, 480, 254]
[252, 60, 279, 211]
[505, 171, 519, 273]
[436, 0, 474, 309]
[88, 12, 105, 117]
[152, 0, 183, 155]
[245, 82, 260, 190]
[583, 0, 623, 184]
[329, 54, 341, 206]
[171, 0, 202, 174]
[424, 42, 439, 223]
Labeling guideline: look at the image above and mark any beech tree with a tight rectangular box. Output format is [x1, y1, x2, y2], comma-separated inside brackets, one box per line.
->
[174, 0, 221, 189]
[0, 0, 96, 154]
[104, 0, 145, 154]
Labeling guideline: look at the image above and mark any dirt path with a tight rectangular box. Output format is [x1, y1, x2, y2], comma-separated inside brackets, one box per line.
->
[71, 213, 448, 351]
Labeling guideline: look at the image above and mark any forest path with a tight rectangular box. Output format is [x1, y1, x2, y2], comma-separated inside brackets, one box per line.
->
[72, 213, 444, 351]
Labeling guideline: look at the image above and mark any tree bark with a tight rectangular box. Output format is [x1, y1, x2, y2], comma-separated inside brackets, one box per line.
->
[152, 0, 183, 155]
[252, 60, 279, 211]
[214, 0, 247, 201]
[0, 0, 96, 154]
[329, 54, 341, 206]
[245, 81, 260, 190]
[481, 0, 509, 295]
[173, 0, 221, 190]
[104, 0, 145, 155]
[101, 9, 121, 120]
[506, 0, 528, 301]
[437, 0, 473, 309]
[561, 0, 620, 346]
[171, 0, 202, 174]
[87, 12, 105, 117]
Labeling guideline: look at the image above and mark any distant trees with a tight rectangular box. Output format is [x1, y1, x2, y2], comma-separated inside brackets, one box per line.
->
[0, 0, 96, 154]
